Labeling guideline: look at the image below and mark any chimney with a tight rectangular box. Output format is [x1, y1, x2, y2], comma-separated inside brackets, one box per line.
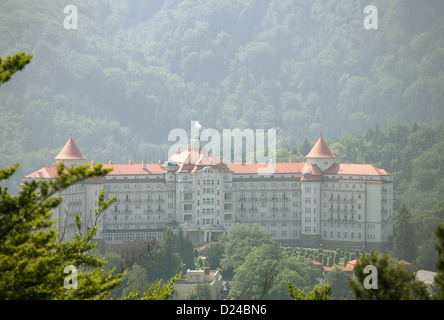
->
[128, 160, 132, 165]
[142, 160, 146, 169]
[203, 267, 210, 275]
[91, 160, 95, 166]
[289, 159, 292, 163]
[109, 160, 113, 164]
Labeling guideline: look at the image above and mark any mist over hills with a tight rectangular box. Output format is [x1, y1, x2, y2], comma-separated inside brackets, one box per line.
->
[1, 0, 444, 193]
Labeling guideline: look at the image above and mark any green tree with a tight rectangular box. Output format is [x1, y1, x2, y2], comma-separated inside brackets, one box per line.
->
[0, 162, 123, 299]
[349, 250, 429, 300]
[205, 243, 225, 270]
[146, 228, 183, 282]
[394, 203, 417, 261]
[299, 138, 312, 157]
[343, 251, 350, 266]
[267, 256, 322, 300]
[432, 224, 444, 299]
[120, 264, 149, 298]
[413, 236, 437, 271]
[229, 243, 281, 300]
[334, 252, 340, 265]
[220, 223, 273, 274]
[323, 268, 353, 300]
[287, 282, 333, 300]
[353, 249, 360, 260]
[327, 256, 333, 267]
[122, 274, 179, 300]
[175, 228, 194, 270]
[322, 254, 328, 266]
[0, 52, 33, 86]
[0, 162, 178, 300]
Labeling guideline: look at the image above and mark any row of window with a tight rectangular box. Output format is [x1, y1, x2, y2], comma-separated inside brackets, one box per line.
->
[323, 231, 364, 240]
[107, 193, 175, 201]
[103, 232, 162, 242]
[238, 212, 299, 219]
[107, 213, 174, 221]
[269, 230, 297, 238]
[105, 183, 166, 190]
[104, 223, 165, 230]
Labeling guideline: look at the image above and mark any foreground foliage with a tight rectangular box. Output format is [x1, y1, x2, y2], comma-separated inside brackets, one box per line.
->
[0, 163, 177, 299]
[287, 283, 333, 300]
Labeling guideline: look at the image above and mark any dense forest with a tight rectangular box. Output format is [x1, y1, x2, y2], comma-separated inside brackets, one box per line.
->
[1, 0, 444, 194]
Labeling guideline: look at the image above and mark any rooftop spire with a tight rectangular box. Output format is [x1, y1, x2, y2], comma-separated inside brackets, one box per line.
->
[55, 135, 86, 161]
[306, 134, 335, 158]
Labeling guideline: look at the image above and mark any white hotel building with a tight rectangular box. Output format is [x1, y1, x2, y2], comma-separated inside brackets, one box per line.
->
[24, 134, 394, 251]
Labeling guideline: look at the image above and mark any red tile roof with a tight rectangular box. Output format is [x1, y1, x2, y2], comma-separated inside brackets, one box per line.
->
[55, 137, 86, 160]
[311, 260, 323, 266]
[24, 166, 60, 179]
[226, 162, 305, 174]
[24, 161, 391, 179]
[341, 259, 359, 271]
[323, 163, 390, 176]
[306, 135, 335, 158]
[25, 136, 391, 179]
[312, 259, 359, 273]
[102, 163, 164, 175]
[301, 163, 323, 180]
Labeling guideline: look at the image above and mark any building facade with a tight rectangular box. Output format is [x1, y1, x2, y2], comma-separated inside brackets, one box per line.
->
[24, 134, 394, 251]
[172, 267, 223, 300]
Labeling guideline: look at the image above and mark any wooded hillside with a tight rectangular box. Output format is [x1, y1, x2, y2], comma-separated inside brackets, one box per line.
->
[1, 0, 443, 193]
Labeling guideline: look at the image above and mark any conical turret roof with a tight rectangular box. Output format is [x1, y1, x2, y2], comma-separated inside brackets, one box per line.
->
[306, 134, 335, 158]
[55, 136, 86, 160]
